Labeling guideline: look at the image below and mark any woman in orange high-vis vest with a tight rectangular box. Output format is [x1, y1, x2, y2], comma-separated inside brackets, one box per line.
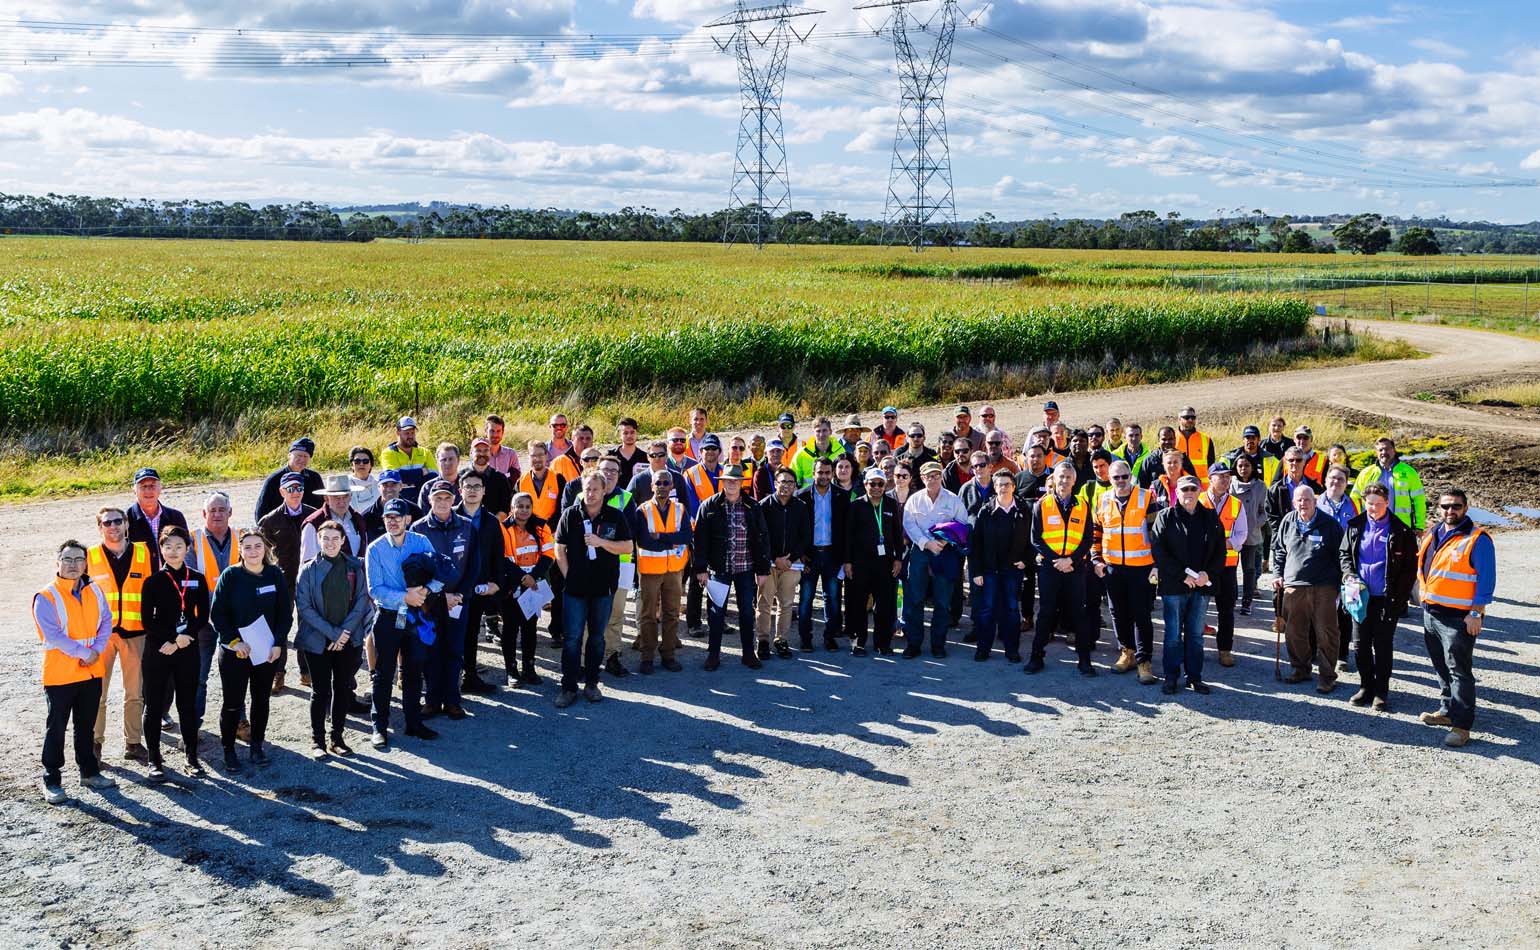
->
[499, 492, 555, 686]
[35, 540, 117, 803]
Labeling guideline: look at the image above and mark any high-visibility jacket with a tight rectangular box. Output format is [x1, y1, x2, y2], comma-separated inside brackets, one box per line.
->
[1200, 492, 1242, 566]
[1175, 429, 1214, 481]
[1261, 455, 1281, 486]
[501, 519, 554, 568]
[1418, 525, 1489, 611]
[780, 435, 801, 460]
[636, 500, 689, 574]
[1298, 450, 1325, 486]
[87, 541, 150, 634]
[381, 442, 433, 481]
[34, 578, 109, 686]
[607, 490, 634, 563]
[189, 526, 234, 579]
[518, 469, 565, 523]
[1351, 461, 1426, 531]
[1156, 473, 1181, 508]
[550, 452, 581, 487]
[1096, 488, 1155, 567]
[1045, 449, 1068, 470]
[1040, 495, 1091, 556]
[1078, 479, 1112, 512]
[685, 463, 722, 522]
[789, 442, 847, 488]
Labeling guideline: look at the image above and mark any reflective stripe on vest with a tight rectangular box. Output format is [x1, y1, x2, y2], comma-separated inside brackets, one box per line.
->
[1097, 489, 1154, 566]
[607, 491, 634, 563]
[1418, 527, 1487, 609]
[1040, 496, 1090, 556]
[86, 542, 149, 632]
[35, 579, 109, 686]
[637, 501, 688, 574]
[1201, 493, 1242, 566]
[191, 527, 232, 578]
[503, 521, 552, 569]
[686, 465, 720, 520]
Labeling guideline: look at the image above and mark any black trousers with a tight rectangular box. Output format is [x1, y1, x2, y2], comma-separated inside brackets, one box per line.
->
[371, 611, 426, 734]
[1019, 554, 1038, 624]
[1031, 561, 1091, 661]
[845, 562, 898, 650]
[1104, 564, 1155, 663]
[686, 558, 705, 630]
[142, 644, 199, 763]
[500, 599, 540, 675]
[1210, 562, 1237, 652]
[1355, 594, 1399, 699]
[462, 594, 497, 682]
[43, 677, 103, 785]
[305, 647, 362, 744]
[1084, 568, 1106, 635]
[219, 650, 274, 749]
[547, 565, 565, 640]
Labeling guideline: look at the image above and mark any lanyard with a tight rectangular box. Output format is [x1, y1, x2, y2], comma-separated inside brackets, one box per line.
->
[874, 500, 884, 544]
[165, 566, 189, 620]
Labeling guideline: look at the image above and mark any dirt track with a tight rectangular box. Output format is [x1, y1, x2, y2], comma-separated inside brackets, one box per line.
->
[2, 318, 1538, 949]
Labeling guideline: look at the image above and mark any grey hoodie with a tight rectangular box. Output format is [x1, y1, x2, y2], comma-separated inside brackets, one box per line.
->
[1230, 478, 1267, 547]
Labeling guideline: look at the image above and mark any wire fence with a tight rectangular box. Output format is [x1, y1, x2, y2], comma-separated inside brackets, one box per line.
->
[1183, 270, 1540, 323]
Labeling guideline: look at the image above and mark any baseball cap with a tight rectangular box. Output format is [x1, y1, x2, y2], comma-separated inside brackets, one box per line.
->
[702, 434, 722, 450]
[397, 416, 418, 430]
[1043, 400, 1059, 410]
[427, 478, 456, 496]
[471, 436, 491, 449]
[1209, 460, 1232, 476]
[863, 467, 886, 483]
[289, 438, 315, 455]
[132, 467, 160, 485]
[955, 405, 971, 416]
[881, 406, 898, 417]
[1242, 425, 1261, 438]
[280, 472, 305, 489]
[383, 498, 412, 517]
[778, 412, 796, 426]
[1295, 425, 1313, 437]
[1177, 475, 1202, 490]
[768, 438, 785, 450]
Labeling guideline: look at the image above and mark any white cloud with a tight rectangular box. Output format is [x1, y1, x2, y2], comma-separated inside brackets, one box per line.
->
[1328, 15, 1406, 30]
[0, 74, 19, 97]
[1409, 38, 1467, 60]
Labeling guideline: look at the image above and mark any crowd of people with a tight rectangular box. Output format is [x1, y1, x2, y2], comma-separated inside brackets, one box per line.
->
[34, 402, 1499, 804]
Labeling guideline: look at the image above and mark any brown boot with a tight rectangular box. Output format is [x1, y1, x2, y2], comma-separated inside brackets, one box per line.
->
[1443, 727, 1471, 748]
[1218, 650, 1235, 667]
[1112, 648, 1136, 673]
[1136, 661, 1157, 685]
[270, 671, 286, 694]
[1420, 711, 1452, 727]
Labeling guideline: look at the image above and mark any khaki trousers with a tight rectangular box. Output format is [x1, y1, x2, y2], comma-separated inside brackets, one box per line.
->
[756, 566, 802, 642]
[1283, 585, 1340, 683]
[94, 632, 146, 746]
[637, 569, 683, 661]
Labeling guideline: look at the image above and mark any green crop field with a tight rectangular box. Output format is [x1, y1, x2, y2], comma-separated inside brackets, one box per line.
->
[0, 237, 1434, 499]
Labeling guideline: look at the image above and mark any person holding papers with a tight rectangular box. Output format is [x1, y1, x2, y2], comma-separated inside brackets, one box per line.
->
[139, 525, 210, 781]
[209, 527, 292, 772]
[553, 472, 634, 708]
[692, 464, 771, 673]
[499, 492, 555, 687]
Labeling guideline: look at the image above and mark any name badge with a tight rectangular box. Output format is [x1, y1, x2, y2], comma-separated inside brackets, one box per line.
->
[175, 622, 189, 635]
[876, 543, 886, 556]
[453, 545, 466, 554]
[257, 584, 277, 595]
[130, 572, 144, 579]
[181, 580, 199, 589]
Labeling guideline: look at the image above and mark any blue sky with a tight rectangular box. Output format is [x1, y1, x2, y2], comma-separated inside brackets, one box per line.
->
[2, 0, 1537, 221]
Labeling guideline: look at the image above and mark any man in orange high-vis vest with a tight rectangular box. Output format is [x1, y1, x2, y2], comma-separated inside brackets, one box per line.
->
[86, 506, 152, 764]
[1026, 462, 1096, 676]
[1175, 406, 1216, 483]
[634, 470, 692, 673]
[1416, 487, 1498, 748]
[1199, 462, 1248, 669]
[35, 540, 117, 804]
[1091, 460, 1159, 684]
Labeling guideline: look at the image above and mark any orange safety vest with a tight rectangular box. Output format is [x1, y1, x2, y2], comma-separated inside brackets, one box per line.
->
[1200, 492, 1242, 566]
[190, 526, 233, 578]
[685, 464, 721, 518]
[1096, 488, 1155, 567]
[1045, 449, 1067, 470]
[1300, 450, 1325, 485]
[549, 453, 581, 487]
[34, 578, 110, 687]
[1418, 526, 1488, 611]
[502, 519, 554, 568]
[1039, 495, 1090, 557]
[636, 500, 689, 574]
[86, 541, 150, 633]
[872, 426, 906, 451]
[518, 470, 564, 523]
[1176, 429, 1213, 482]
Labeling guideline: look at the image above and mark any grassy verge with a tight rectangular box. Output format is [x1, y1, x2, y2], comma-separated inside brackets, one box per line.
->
[1458, 381, 1540, 408]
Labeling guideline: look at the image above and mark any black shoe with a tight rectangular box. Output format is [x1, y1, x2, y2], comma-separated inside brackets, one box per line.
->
[223, 748, 241, 772]
[880, 647, 896, 656]
[147, 763, 168, 783]
[406, 725, 439, 740]
[445, 706, 468, 721]
[549, 636, 562, 650]
[974, 652, 988, 662]
[688, 625, 705, 639]
[463, 677, 497, 695]
[518, 668, 544, 686]
[774, 641, 793, 659]
[422, 704, 442, 720]
[1188, 679, 1211, 694]
[250, 745, 270, 765]
[640, 659, 655, 674]
[1005, 653, 1022, 664]
[799, 640, 815, 653]
[1078, 661, 1098, 677]
[852, 645, 868, 656]
[1024, 657, 1044, 674]
[824, 639, 839, 653]
[743, 654, 763, 669]
[903, 646, 923, 659]
[704, 654, 721, 672]
[605, 653, 630, 677]
[186, 755, 206, 778]
[1239, 604, 1252, 616]
[1161, 679, 1179, 695]
[931, 647, 947, 659]
[349, 697, 371, 714]
[961, 631, 977, 644]
[757, 640, 772, 660]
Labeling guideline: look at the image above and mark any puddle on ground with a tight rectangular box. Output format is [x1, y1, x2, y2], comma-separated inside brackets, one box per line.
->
[1468, 507, 1518, 527]
[1505, 506, 1540, 520]
[1400, 451, 1450, 460]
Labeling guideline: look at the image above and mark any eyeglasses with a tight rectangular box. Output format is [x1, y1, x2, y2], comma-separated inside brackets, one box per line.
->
[58, 556, 87, 564]
[582, 455, 601, 463]
[670, 437, 687, 443]
[780, 423, 794, 429]
[1111, 475, 1130, 481]
[648, 452, 665, 459]
[99, 517, 125, 526]
[1438, 502, 1464, 510]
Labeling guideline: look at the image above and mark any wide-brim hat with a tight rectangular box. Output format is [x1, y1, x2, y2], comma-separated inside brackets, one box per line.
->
[318, 474, 353, 496]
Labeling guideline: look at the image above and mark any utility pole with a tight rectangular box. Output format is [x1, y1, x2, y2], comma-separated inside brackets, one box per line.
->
[706, 2, 822, 249]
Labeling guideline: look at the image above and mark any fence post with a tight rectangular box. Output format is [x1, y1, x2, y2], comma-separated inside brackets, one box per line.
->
[1473, 273, 1478, 316]
[1425, 280, 1430, 313]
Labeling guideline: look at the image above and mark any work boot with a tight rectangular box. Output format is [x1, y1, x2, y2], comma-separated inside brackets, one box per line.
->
[742, 654, 763, 669]
[1161, 679, 1179, 695]
[1420, 710, 1453, 727]
[774, 640, 792, 659]
[1218, 651, 1235, 667]
[639, 659, 655, 675]
[299, 673, 313, 688]
[703, 653, 721, 672]
[1350, 689, 1372, 706]
[1137, 662, 1158, 685]
[583, 685, 604, 704]
[270, 671, 286, 693]
[1112, 648, 1136, 673]
[1443, 728, 1471, 748]
[43, 783, 69, 805]
[223, 748, 241, 772]
[82, 772, 117, 790]
[662, 657, 683, 672]
[124, 743, 148, 763]
[605, 653, 630, 677]
[757, 639, 771, 660]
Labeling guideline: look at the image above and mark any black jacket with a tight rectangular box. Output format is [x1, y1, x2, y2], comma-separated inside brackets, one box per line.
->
[692, 493, 771, 577]
[759, 494, 811, 562]
[970, 500, 1033, 574]
[462, 464, 514, 518]
[125, 502, 189, 570]
[1012, 466, 1051, 505]
[796, 483, 850, 552]
[1149, 503, 1226, 596]
[455, 503, 510, 594]
[140, 564, 211, 651]
[1266, 475, 1325, 533]
[254, 466, 323, 522]
[362, 494, 421, 543]
[210, 563, 294, 650]
[844, 494, 903, 570]
[1339, 510, 1418, 608]
[258, 504, 316, 592]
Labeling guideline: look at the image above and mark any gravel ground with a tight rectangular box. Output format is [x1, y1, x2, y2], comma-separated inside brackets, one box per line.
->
[1, 499, 1536, 947]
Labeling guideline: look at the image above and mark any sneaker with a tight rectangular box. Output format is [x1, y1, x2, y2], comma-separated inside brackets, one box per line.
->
[757, 640, 772, 660]
[1203, 624, 1216, 637]
[82, 772, 117, 790]
[774, 640, 793, 659]
[43, 783, 69, 805]
[605, 653, 630, 677]
[124, 743, 148, 763]
[1218, 651, 1235, 668]
[1239, 604, 1252, 616]
[662, 657, 683, 672]
[704, 654, 721, 672]
[370, 731, 389, 749]
[742, 654, 763, 669]
[185, 755, 206, 778]
[1137, 662, 1158, 685]
[147, 762, 168, 783]
[1444, 727, 1471, 748]
[405, 724, 439, 740]
[1112, 648, 1136, 673]
[639, 659, 655, 675]
[554, 690, 578, 709]
[310, 743, 329, 760]
[324, 737, 351, 757]
[583, 685, 603, 704]
[688, 625, 705, 639]
[1419, 711, 1453, 727]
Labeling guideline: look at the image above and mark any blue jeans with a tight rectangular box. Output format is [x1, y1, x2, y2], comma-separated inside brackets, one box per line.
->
[425, 609, 467, 708]
[904, 549, 954, 651]
[1161, 593, 1209, 681]
[1424, 606, 1476, 729]
[562, 592, 612, 692]
[975, 568, 1023, 658]
[707, 570, 758, 656]
[798, 547, 842, 644]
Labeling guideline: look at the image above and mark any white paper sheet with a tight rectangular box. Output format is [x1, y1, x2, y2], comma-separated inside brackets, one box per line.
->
[448, 604, 464, 619]
[707, 577, 730, 608]
[618, 561, 637, 591]
[518, 580, 554, 619]
[238, 615, 275, 665]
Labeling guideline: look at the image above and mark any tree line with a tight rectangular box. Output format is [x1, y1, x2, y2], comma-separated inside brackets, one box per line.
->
[3, 192, 1536, 254]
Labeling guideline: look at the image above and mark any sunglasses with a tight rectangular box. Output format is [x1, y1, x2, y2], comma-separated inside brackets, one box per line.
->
[895, 473, 911, 479]
[582, 456, 601, 463]
[1111, 475, 1130, 481]
[551, 422, 568, 429]
[670, 437, 687, 443]
[1179, 415, 1196, 421]
[281, 485, 304, 492]
[1438, 502, 1464, 510]
[780, 423, 794, 429]
[99, 517, 125, 526]
[648, 452, 665, 459]
[1178, 487, 1199, 493]
[350, 457, 371, 465]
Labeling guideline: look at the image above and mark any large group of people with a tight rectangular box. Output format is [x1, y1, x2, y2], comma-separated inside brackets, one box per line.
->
[34, 403, 1499, 804]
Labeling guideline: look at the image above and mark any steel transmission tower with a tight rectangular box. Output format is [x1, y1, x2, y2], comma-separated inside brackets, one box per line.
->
[855, 0, 959, 250]
[706, 2, 822, 248]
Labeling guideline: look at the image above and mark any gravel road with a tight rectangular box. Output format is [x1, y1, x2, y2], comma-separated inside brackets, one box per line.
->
[2, 318, 1537, 949]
